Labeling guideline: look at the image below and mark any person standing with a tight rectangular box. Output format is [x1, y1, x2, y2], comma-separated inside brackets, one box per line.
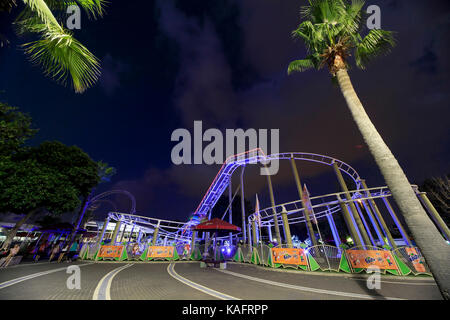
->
[67, 240, 79, 263]
[0, 244, 20, 268]
[35, 241, 48, 262]
[58, 243, 69, 263]
[49, 243, 60, 262]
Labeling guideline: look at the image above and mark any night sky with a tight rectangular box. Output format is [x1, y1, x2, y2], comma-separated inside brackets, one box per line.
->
[0, 0, 449, 223]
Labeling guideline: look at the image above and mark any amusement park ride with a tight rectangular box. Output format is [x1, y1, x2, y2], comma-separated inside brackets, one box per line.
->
[78, 148, 448, 276]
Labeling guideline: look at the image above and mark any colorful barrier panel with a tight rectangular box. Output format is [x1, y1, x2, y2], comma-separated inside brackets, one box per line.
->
[96, 245, 128, 261]
[392, 246, 432, 276]
[142, 245, 179, 261]
[405, 247, 426, 273]
[271, 247, 308, 270]
[346, 249, 398, 274]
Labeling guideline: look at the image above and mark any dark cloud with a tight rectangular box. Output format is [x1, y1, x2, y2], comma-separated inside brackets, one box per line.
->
[99, 54, 129, 96]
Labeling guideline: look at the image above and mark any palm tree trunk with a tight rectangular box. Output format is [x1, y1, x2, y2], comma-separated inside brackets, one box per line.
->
[336, 68, 450, 300]
[1, 209, 38, 250]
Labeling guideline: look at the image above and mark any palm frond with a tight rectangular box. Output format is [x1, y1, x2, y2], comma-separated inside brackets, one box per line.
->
[287, 58, 315, 75]
[301, 0, 347, 24]
[290, 0, 395, 75]
[44, 0, 107, 19]
[292, 21, 329, 53]
[22, 26, 101, 93]
[341, 0, 365, 34]
[355, 29, 395, 69]
[22, 0, 61, 29]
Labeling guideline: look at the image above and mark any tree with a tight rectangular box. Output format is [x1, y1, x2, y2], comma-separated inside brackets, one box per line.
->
[66, 160, 116, 249]
[0, 156, 80, 249]
[0, 141, 100, 249]
[1, 0, 106, 93]
[0, 102, 38, 156]
[287, 0, 450, 299]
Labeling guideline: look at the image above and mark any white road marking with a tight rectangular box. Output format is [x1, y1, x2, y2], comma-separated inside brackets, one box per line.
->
[92, 263, 134, 300]
[349, 278, 437, 286]
[216, 268, 405, 300]
[167, 263, 240, 300]
[0, 263, 94, 289]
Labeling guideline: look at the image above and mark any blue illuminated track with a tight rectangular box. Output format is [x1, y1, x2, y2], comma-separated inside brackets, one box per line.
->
[182, 149, 362, 234]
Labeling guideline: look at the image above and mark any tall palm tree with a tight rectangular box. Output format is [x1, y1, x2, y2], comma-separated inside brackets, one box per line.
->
[288, 0, 449, 299]
[1, 0, 106, 93]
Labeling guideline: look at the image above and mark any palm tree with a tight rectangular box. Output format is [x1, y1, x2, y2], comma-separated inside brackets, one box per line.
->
[288, 0, 450, 299]
[1, 0, 106, 93]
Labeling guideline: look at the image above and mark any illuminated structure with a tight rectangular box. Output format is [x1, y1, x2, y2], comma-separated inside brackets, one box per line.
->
[100, 149, 449, 252]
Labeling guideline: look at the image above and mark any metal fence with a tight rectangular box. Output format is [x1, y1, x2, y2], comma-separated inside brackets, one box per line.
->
[307, 245, 342, 272]
[255, 244, 272, 266]
[392, 246, 432, 276]
[85, 243, 100, 260]
[240, 244, 254, 263]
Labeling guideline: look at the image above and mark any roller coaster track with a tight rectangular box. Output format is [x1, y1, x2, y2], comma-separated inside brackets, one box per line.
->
[188, 149, 362, 227]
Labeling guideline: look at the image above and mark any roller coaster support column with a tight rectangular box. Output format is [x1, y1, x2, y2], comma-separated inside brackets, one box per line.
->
[152, 221, 160, 246]
[358, 191, 385, 245]
[137, 229, 142, 244]
[417, 191, 450, 241]
[240, 166, 247, 243]
[360, 180, 397, 249]
[111, 220, 121, 245]
[128, 224, 136, 243]
[332, 162, 371, 247]
[382, 197, 411, 246]
[119, 224, 126, 243]
[337, 195, 362, 247]
[290, 155, 318, 247]
[281, 206, 293, 248]
[97, 217, 110, 246]
[191, 231, 196, 254]
[247, 222, 252, 248]
[228, 178, 233, 244]
[252, 220, 258, 247]
[354, 201, 376, 246]
[326, 206, 341, 248]
[267, 225, 273, 242]
[265, 166, 282, 245]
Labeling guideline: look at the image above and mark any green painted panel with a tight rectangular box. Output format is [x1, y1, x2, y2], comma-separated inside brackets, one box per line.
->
[233, 249, 240, 262]
[308, 254, 320, 272]
[267, 251, 274, 268]
[120, 247, 128, 261]
[386, 269, 399, 276]
[339, 254, 351, 273]
[140, 248, 148, 261]
[171, 246, 180, 261]
[393, 254, 411, 276]
[298, 265, 308, 271]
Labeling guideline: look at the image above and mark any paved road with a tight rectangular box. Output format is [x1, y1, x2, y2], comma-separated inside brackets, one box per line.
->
[0, 261, 442, 300]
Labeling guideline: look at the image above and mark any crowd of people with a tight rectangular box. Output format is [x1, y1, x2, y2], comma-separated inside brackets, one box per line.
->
[0, 239, 82, 268]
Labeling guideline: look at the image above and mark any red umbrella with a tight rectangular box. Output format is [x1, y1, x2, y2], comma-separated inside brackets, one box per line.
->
[193, 218, 241, 233]
[193, 218, 240, 264]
